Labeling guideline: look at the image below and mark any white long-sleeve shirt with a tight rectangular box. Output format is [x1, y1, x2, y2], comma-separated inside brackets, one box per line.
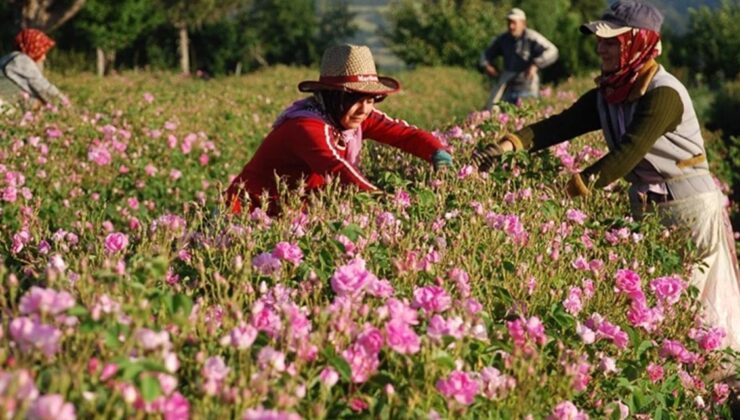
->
[0, 52, 61, 103]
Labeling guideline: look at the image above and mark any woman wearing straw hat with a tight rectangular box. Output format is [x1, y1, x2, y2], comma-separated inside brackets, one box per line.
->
[0, 29, 67, 113]
[472, 0, 740, 354]
[226, 44, 452, 214]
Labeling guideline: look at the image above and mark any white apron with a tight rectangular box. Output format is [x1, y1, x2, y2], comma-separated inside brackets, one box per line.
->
[633, 190, 740, 351]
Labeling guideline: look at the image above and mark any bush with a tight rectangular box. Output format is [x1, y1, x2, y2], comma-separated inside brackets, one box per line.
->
[709, 78, 740, 138]
[384, 0, 508, 69]
[41, 0, 356, 75]
[519, 0, 604, 82]
[0, 69, 734, 418]
[170, 0, 357, 73]
[384, 0, 605, 82]
[669, 0, 740, 83]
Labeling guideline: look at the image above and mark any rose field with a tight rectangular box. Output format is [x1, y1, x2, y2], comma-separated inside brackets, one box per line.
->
[0, 66, 738, 419]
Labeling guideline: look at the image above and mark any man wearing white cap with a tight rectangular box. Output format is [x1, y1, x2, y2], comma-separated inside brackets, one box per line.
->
[480, 7, 559, 107]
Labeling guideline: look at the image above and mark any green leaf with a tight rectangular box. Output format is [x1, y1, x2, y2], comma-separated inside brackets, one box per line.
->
[120, 363, 145, 381]
[502, 260, 516, 273]
[79, 319, 101, 333]
[541, 200, 558, 218]
[636, 340, 653, 358]
[104, 329, 122, 349]
[172, 293, 193, 316]
[67, 305, 89, 317]
[340, 223, 364, 242]
[416, 189, 435, 208]
[431, 350, 456, 370]
[321, 347, 352, 382]
[138, 375, 161, 403]
[139, 359, 170, 374]
[550, 304, 575, 330]
[369, 372, 394, 388]
[492, 286, 514, 306]
[654, 406, 664, 420]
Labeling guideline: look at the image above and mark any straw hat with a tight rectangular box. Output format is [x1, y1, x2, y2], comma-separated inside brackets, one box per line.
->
[298, 44, 400, 95]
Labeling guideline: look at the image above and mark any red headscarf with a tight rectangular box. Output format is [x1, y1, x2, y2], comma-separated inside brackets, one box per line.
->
[15, 29, 56, 62]
[598, 28, 661, 104]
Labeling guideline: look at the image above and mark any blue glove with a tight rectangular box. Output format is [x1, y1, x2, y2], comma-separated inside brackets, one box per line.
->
[432, 149, 453, 170]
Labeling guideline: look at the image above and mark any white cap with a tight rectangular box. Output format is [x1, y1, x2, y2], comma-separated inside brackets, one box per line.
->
[507, 8, 526, 21]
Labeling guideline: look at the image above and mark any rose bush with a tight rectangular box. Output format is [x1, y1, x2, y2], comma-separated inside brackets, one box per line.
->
[0, 68, 736, 418]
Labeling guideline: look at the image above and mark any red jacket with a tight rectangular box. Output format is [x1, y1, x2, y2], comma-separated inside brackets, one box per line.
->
[226, 110, 444, 213]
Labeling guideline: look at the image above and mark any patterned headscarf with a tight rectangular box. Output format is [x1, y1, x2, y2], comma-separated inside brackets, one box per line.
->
[598, 28, 661, 104]
[15, 29, 56, 62]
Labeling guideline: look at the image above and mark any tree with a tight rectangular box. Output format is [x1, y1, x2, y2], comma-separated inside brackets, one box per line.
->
[9, 0, 86, 32]
[76, 0, 162, 76]
[0, 1, 17, 54]
[516, 0, 605, 81]
[384, 0, 508, 69]
[669, 0, 740, 83]
[156, 0, 244, 74]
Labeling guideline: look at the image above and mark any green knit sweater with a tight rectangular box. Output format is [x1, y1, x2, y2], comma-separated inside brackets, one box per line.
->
[515, 86, 684, 188]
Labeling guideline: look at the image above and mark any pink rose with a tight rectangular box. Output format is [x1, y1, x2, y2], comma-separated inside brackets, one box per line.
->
[385, 319, 420, 354]
[252, 252, 281, 275]
[649, 275, 686, 305]
[547, 400, 588, 420]
[88, 143, 111, 166]
[646, 363, 664, 383]
[479, 367, 516, 400]
[411, 285, 452, 314]
[614, 269, 642, 298]
[104, 232, 129, 254]
[330, 257, 377, 297]
[713, 383, 730, 405]
[691, 327, 726, 352]
[342, 343, 379, 384]
[27, 394, 76, 420]
[659, 339, 697, 364]
[202, 356, 230, 396]
[562, 286, 584, 315]
[565, 208, 587, 225]
[271, 242, 303, 266]
[319, 367, 339, 388]
[357, 325, 384, 354]
[19, 286, 75, 315]
[162, 392, 190, 420]
[242, 408, 301, 420]
[9, 317, 62, 357]
[436, 370, 479, 405]
[220, 324, 257, 350]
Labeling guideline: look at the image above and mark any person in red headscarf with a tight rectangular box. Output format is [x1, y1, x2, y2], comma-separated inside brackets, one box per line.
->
[471, 0, 740, 356]
[0, 29, 66, 111]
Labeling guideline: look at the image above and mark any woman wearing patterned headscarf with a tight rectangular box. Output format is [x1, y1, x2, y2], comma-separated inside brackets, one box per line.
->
[471, 0, 740, 353]
[226, 44, 452, 215]
[0, 29, 66, 111]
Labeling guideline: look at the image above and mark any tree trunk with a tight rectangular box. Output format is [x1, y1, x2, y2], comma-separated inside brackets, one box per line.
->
[17, 0, 86, 32]
[96, 48, 117, 76]
[106, 50, 116, 75]
[96, 47, 105, 77]
[178, 24, 190, 75]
